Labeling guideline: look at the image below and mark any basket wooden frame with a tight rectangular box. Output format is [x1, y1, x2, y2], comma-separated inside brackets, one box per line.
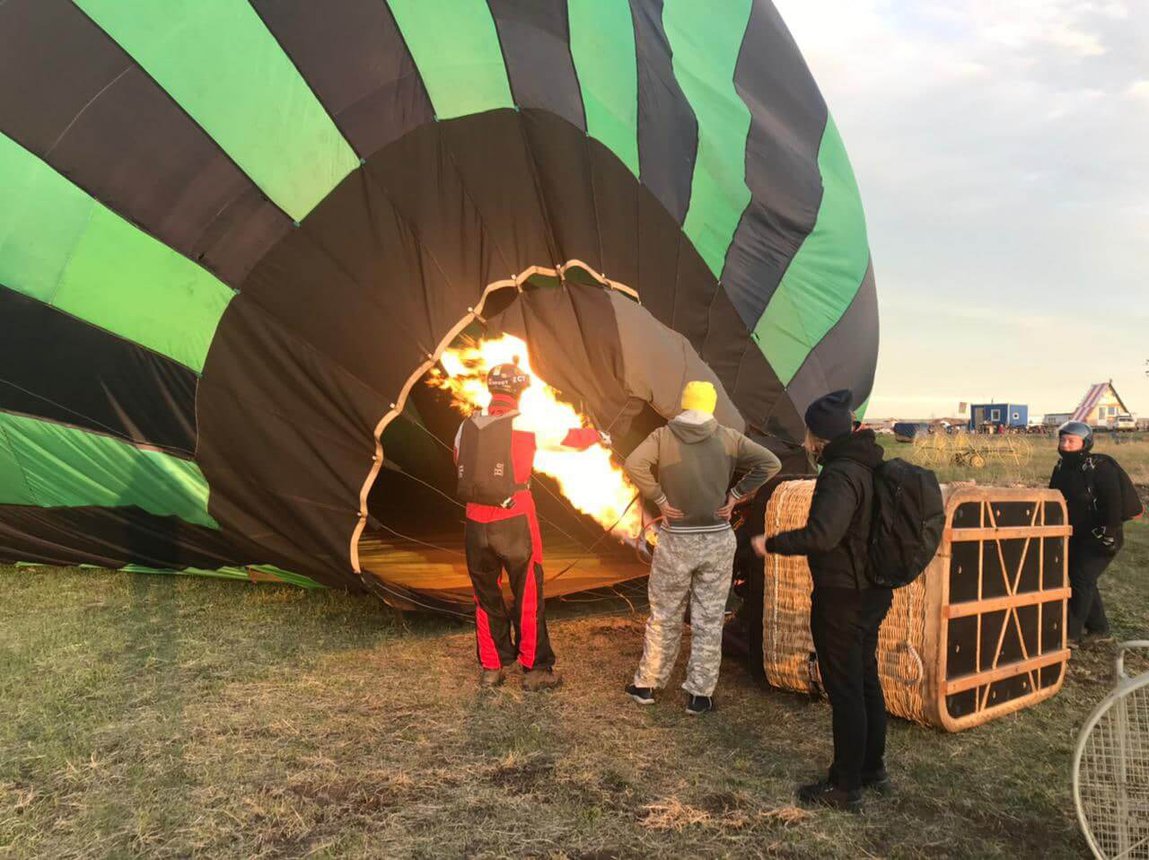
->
[932, 485, 1071, 730]
[762, 482, 1071, 732]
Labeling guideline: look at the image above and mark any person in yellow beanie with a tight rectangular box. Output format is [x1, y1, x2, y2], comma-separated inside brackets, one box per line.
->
[623, 381, 780, 714]
[680, 380, 718, 414]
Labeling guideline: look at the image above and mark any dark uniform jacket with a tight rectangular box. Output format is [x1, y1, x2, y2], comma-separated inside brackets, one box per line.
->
[1050, 452, 1125, 552]
[766, 429, 885, 589]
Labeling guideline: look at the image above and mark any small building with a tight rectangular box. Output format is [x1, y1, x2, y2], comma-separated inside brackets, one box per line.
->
[1043, 412, 1072, 429]
[969, 402, 1028, 430]
[1070, 380, 1132, 428]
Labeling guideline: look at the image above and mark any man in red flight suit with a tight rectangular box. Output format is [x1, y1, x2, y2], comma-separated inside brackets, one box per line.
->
[454, 362, 605, 691]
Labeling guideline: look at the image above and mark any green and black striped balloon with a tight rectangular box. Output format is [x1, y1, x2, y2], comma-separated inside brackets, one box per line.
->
[0, 0, 876, 603]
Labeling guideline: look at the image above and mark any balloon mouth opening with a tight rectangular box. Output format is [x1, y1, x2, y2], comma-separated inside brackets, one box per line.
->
[353, 261, 664, 604]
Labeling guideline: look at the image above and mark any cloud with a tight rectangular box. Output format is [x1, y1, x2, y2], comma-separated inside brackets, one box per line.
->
[773, 0, 1149, 419]
[974, 9, 1107, 57]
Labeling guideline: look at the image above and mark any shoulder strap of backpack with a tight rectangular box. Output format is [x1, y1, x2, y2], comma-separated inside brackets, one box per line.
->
[848, 461, 879, 586]
[1083, 454, 1123, 514]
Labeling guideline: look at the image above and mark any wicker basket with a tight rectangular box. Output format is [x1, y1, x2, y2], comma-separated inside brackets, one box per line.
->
[762, 481, 1071, 731]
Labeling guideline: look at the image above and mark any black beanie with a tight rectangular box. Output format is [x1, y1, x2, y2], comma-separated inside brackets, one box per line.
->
[804, 389, 855, 441]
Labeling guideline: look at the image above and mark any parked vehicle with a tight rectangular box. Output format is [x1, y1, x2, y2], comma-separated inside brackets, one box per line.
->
[893, 422, 929, 442]
[1107, 413, 1137, 432]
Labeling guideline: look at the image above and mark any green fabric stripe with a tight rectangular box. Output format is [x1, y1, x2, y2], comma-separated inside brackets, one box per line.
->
[856, 397, 870, 420]
[0, 412, 217, 528]
[0, 133, 234, 373]
[247, 565, 325, 589]
[753, 117, 869, 385]
[664, 0, 753, 277]
[118, 564, 247, 581]
[568, 0, 640, 177]
[74, 0, 359, 221]
[387, 0, 513, 119]
[120, 564, 324, 588]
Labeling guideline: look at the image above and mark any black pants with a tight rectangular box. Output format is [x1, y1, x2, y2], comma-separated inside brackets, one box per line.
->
[465, 514, 554, 671]
[1067, 539, 1114, 640]
[810, 586, 893, 791]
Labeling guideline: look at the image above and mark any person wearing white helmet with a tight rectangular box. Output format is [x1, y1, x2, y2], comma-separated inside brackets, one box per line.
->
[454, 362, 607, 690]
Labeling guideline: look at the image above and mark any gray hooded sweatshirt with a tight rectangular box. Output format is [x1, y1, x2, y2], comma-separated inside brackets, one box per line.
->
[624, 411, 781, 533]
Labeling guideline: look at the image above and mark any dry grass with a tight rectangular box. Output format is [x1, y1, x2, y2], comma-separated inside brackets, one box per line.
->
[884, 431, 1149, 489]
[2, 442, 1149, 858]
[639, 798, 811, 832]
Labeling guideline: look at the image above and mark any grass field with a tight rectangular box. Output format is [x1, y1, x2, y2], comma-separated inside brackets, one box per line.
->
[886, 430, 1149, 488]
[3, 440, 1149, 858]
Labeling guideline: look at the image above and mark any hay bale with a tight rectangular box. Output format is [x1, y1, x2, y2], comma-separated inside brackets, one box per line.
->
[762, 481, 1071, 731]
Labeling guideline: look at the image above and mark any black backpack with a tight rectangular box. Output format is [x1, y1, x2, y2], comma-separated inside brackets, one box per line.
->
[866, 458, 945, 588]
[1086, 453, 1144, 522]
[456, 412, 528, 506]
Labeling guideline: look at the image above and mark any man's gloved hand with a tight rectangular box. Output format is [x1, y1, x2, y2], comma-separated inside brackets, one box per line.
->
[598, 431, 612, 448]
[1092, 526, 1118, 554]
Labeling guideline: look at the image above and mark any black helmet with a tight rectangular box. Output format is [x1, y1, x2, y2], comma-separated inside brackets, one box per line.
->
[1058, 420, 1093, 452]
[487, 362, 530, 399]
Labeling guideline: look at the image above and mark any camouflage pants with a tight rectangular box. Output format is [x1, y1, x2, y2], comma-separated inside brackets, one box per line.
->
[633, 528, 737, 697]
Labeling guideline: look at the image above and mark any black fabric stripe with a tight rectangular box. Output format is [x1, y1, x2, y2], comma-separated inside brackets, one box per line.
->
[720, 0, 827, 328]
[250, 0, 435, 160]
[238, 169, 456, 394]
[0, 505, 245, 571]
[783, 260, 878, 420]
[588, 132, 640, 286]
[630, 0, 698, 225]
[520, 111, 604, 268]
[0, 0, 291, 285]
[198, 297, 397, 589]
[735, 343, 805, 440]
[699, 286, 802, 440]
[0, 287, 198, 455]
[486, 0, 586, 130]
[438, 112, 559, 273]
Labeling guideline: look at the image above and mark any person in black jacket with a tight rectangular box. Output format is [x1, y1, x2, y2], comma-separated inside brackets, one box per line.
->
[1049, 421, 1122, 647]
[752, 389, 890, 813]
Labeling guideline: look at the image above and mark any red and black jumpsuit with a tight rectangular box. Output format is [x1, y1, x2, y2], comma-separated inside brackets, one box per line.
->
[455, 393, 600, 671]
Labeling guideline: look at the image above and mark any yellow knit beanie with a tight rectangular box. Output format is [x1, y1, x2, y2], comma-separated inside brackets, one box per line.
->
[680, 381, 717, 415]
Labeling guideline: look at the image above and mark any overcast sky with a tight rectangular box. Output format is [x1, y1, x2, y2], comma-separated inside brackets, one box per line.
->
[774, 0, 1148, 420]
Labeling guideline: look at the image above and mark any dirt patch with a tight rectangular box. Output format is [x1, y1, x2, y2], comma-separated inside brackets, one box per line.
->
[487, 754, 557, 793]
[285, 774, 403, 813]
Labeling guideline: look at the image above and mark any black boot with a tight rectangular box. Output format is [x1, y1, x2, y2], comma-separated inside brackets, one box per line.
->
[685, 694, 714, 715]
[861, 768, 893, 795]
[797, 778, 863, 813]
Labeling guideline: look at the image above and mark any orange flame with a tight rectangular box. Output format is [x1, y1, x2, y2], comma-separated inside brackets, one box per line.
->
[429, 334, 642, 540]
